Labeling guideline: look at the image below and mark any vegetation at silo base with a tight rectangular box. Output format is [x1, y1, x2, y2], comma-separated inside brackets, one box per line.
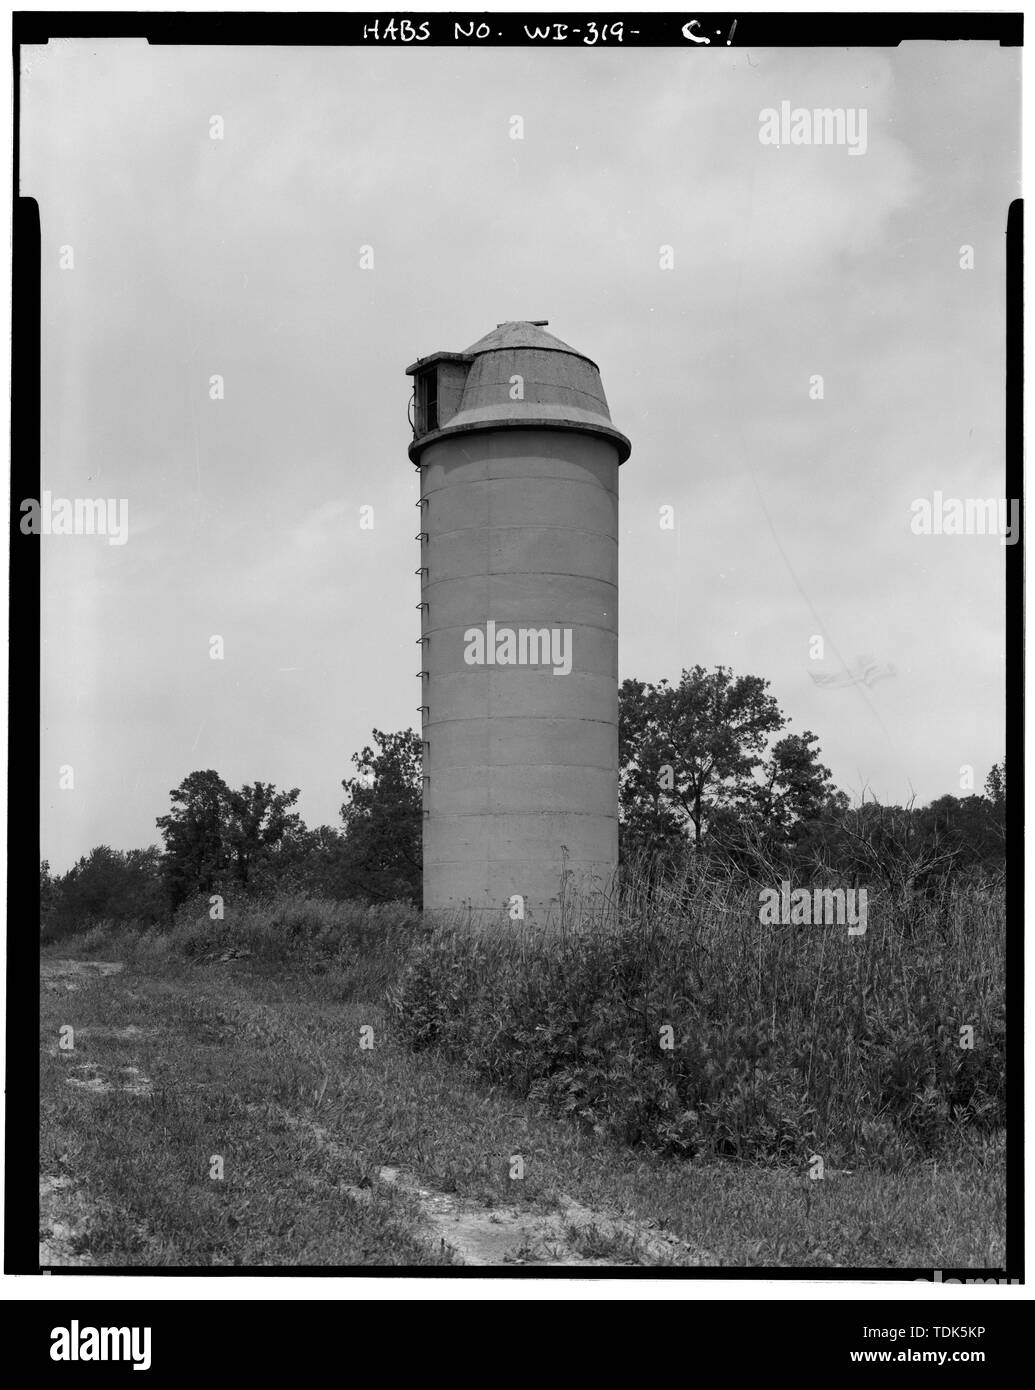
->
[391, 858, 1005, 1170]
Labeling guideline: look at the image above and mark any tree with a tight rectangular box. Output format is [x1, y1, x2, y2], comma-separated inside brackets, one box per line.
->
[255, 823, 356, 898]
[224, 781, 303, 889]
[156, 770, 301, 907]
[42, 845, 166, 939]
[156, 770, 232, 908]
[40, 860, 54, 920]
[748, 732, 847, 839]
[340, 728, 422, 903]
[984, 761, 1005, 810]
[619, 666, 843, 862]
[984, 761, 1006, 847]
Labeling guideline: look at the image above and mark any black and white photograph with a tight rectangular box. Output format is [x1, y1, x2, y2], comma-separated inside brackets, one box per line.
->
[10, 6, 1022, 1305]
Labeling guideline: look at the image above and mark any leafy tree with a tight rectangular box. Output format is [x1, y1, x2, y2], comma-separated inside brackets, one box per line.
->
[259, 823, 355, 898]
[985, 761, 1005, 810]
[619, 666, 841, 861]
[40, 860, 54, 921]
[983, 761, 1006, 848]
[156, 770, 232, 908]
[793, 791, 1005, 911]
[747, 732, 847, 840]
[340, 728, 422, 903]
[225, 781, 303, 889]
[915, 788, 1004, 871]
[156, 770, 301, 907]
[43, 845, 166, 938]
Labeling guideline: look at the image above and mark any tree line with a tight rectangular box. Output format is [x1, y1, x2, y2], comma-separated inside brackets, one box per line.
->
[40, 666, 1005, 938]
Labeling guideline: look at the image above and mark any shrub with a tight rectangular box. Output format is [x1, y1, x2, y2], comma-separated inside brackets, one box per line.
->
[390, 859, 1005, 1167]
[167, 891, 428, 997]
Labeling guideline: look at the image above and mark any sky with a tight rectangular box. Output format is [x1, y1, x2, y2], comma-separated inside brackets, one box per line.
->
[22, 38, 1018, 871]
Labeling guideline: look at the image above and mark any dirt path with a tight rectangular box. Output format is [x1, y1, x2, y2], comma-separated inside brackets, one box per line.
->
[41, 958, 124, 992]
[366, 1167, 699, 1265]
[254, 1102, 702, 1267]
[40, 959, 137, 1265]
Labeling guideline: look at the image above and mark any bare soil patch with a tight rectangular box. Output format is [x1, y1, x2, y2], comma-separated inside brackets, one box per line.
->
[41, 959, 124, 993]
[253, 1101, 702, 1266]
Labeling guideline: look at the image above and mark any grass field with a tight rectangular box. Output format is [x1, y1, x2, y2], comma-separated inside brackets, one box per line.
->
[39, 937, 1006, 1270]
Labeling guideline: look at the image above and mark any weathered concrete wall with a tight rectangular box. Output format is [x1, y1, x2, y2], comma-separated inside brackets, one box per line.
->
[420, 429, 619, 920]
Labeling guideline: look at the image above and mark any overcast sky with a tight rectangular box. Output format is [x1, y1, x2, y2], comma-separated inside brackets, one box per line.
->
[23, 38, 1018, 871]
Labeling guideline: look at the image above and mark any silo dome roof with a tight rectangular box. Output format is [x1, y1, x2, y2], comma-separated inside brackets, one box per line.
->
[408, 321, 630, 464]
[463, 321, 593, 360]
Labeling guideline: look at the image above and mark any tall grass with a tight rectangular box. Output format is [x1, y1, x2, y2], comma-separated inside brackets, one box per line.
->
[391, 859, 1005, 1168]
[175, 892, 430, 1000]
[49, 893, 428, 1004]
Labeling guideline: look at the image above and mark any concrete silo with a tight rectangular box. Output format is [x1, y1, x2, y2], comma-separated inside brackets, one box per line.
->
[407, 322, 631, 923]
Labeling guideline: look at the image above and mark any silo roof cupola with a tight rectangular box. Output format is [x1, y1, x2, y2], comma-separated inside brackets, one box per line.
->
[406, 320, 631, 464]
